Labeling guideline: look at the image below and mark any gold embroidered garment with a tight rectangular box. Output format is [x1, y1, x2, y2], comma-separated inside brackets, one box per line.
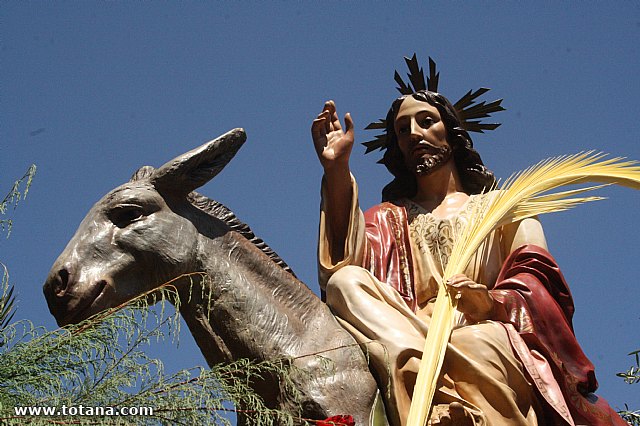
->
[402, 196, 505, 313]
[319, 178, 554, 426]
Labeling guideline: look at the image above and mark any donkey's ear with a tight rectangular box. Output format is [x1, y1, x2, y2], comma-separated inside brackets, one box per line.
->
[151, 128, 246, 195]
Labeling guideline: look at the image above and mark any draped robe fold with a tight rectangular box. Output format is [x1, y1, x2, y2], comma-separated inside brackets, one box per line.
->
[318, 178, 625, 426]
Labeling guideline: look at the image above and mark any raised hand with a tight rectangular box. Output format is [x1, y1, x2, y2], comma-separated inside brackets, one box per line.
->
[447, 274, 494, 323]
[311, 100, 354, 173]
[311, 101, 354, 260]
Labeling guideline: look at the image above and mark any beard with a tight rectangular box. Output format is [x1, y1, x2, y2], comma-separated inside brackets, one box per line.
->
[407, 143, 453, 176]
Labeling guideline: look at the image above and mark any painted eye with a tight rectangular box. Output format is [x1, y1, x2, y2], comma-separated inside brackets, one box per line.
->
[420, 117, 434, 127]
[110, 205, 146, 228]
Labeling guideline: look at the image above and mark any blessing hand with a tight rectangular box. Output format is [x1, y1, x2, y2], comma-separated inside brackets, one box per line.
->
[311, 100, 354, 173]
[446, 274, 494, 323]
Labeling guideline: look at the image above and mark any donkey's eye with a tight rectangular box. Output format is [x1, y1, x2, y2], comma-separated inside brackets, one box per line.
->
[110, 205, 146, 228]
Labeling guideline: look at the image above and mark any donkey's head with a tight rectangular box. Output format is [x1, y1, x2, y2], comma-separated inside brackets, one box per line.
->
[43, 129, 246, 326]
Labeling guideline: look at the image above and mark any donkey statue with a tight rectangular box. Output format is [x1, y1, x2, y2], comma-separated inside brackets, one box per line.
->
[43, 129, 385, 425]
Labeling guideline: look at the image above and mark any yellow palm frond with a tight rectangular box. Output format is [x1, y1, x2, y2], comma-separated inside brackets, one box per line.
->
[504, 185, 609, 223]
[407, 152, 640, 426]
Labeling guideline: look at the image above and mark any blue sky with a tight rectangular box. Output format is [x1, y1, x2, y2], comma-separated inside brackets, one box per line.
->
[2, 2, 639, 413]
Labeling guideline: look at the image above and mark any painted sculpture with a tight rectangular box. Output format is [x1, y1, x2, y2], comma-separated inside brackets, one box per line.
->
[43, 129, 382, 425]
[312, 56, 629, 425]
[42, 56, 639, 425]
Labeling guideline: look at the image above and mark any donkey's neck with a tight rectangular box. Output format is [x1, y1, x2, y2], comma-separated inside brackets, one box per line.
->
[173, 229, 380, 424]
[177, 230, 326, 367]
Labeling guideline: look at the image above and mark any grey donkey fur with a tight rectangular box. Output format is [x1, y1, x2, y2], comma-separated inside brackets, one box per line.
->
[43, 129, 385, 425]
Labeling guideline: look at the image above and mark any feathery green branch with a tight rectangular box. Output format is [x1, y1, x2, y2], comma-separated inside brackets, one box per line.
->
[0, 284, 319, 425]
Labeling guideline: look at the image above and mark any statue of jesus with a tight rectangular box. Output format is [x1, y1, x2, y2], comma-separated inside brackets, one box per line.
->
[311, 56, 626, 426]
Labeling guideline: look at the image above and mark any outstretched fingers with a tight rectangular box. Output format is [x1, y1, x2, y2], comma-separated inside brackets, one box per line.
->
[326, 100, 343, 132]
[311, 100, 355, 170]
[311, 105, 332, 147]
[312, 112, 328, 135]
[311, 101, 335, 139]
[344, 112, 354, 140]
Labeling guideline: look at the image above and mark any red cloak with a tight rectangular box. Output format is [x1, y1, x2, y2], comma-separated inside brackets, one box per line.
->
[360, 202, 625, 425]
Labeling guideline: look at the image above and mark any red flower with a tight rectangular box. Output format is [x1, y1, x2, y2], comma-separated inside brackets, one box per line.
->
[316, 415, 355, 426]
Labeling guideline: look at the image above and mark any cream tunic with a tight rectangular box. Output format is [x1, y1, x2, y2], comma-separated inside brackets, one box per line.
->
[319, 178, 550, 426]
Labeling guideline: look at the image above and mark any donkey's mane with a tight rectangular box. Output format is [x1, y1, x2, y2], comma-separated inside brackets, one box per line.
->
[132, 165, 296, 277]
[188, 192, 296, 277]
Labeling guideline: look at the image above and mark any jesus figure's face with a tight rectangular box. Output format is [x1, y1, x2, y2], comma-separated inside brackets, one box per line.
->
[394, 96, 452, 177]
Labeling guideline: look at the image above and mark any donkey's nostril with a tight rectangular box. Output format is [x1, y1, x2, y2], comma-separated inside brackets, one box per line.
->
[53, 268, 70, 296]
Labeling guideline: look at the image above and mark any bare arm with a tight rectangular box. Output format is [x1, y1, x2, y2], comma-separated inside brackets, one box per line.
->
[502, 217, 548, 254]
[311, 101, 355, 262]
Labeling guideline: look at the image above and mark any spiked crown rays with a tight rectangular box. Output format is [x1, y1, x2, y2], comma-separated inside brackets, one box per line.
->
[363, 54, 506, 155]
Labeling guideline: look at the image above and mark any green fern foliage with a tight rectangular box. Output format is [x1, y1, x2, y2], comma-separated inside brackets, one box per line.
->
[617, 350, 640, 425]
[0, 289, 302, 425]
[1, 164, 36, 235]
[0, 171, 334, 425]
[1, 165, 36, 335]
[617, 350, 640, 385]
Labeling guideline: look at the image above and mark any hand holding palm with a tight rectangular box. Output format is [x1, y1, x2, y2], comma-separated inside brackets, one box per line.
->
[447, 274, 494, 323]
